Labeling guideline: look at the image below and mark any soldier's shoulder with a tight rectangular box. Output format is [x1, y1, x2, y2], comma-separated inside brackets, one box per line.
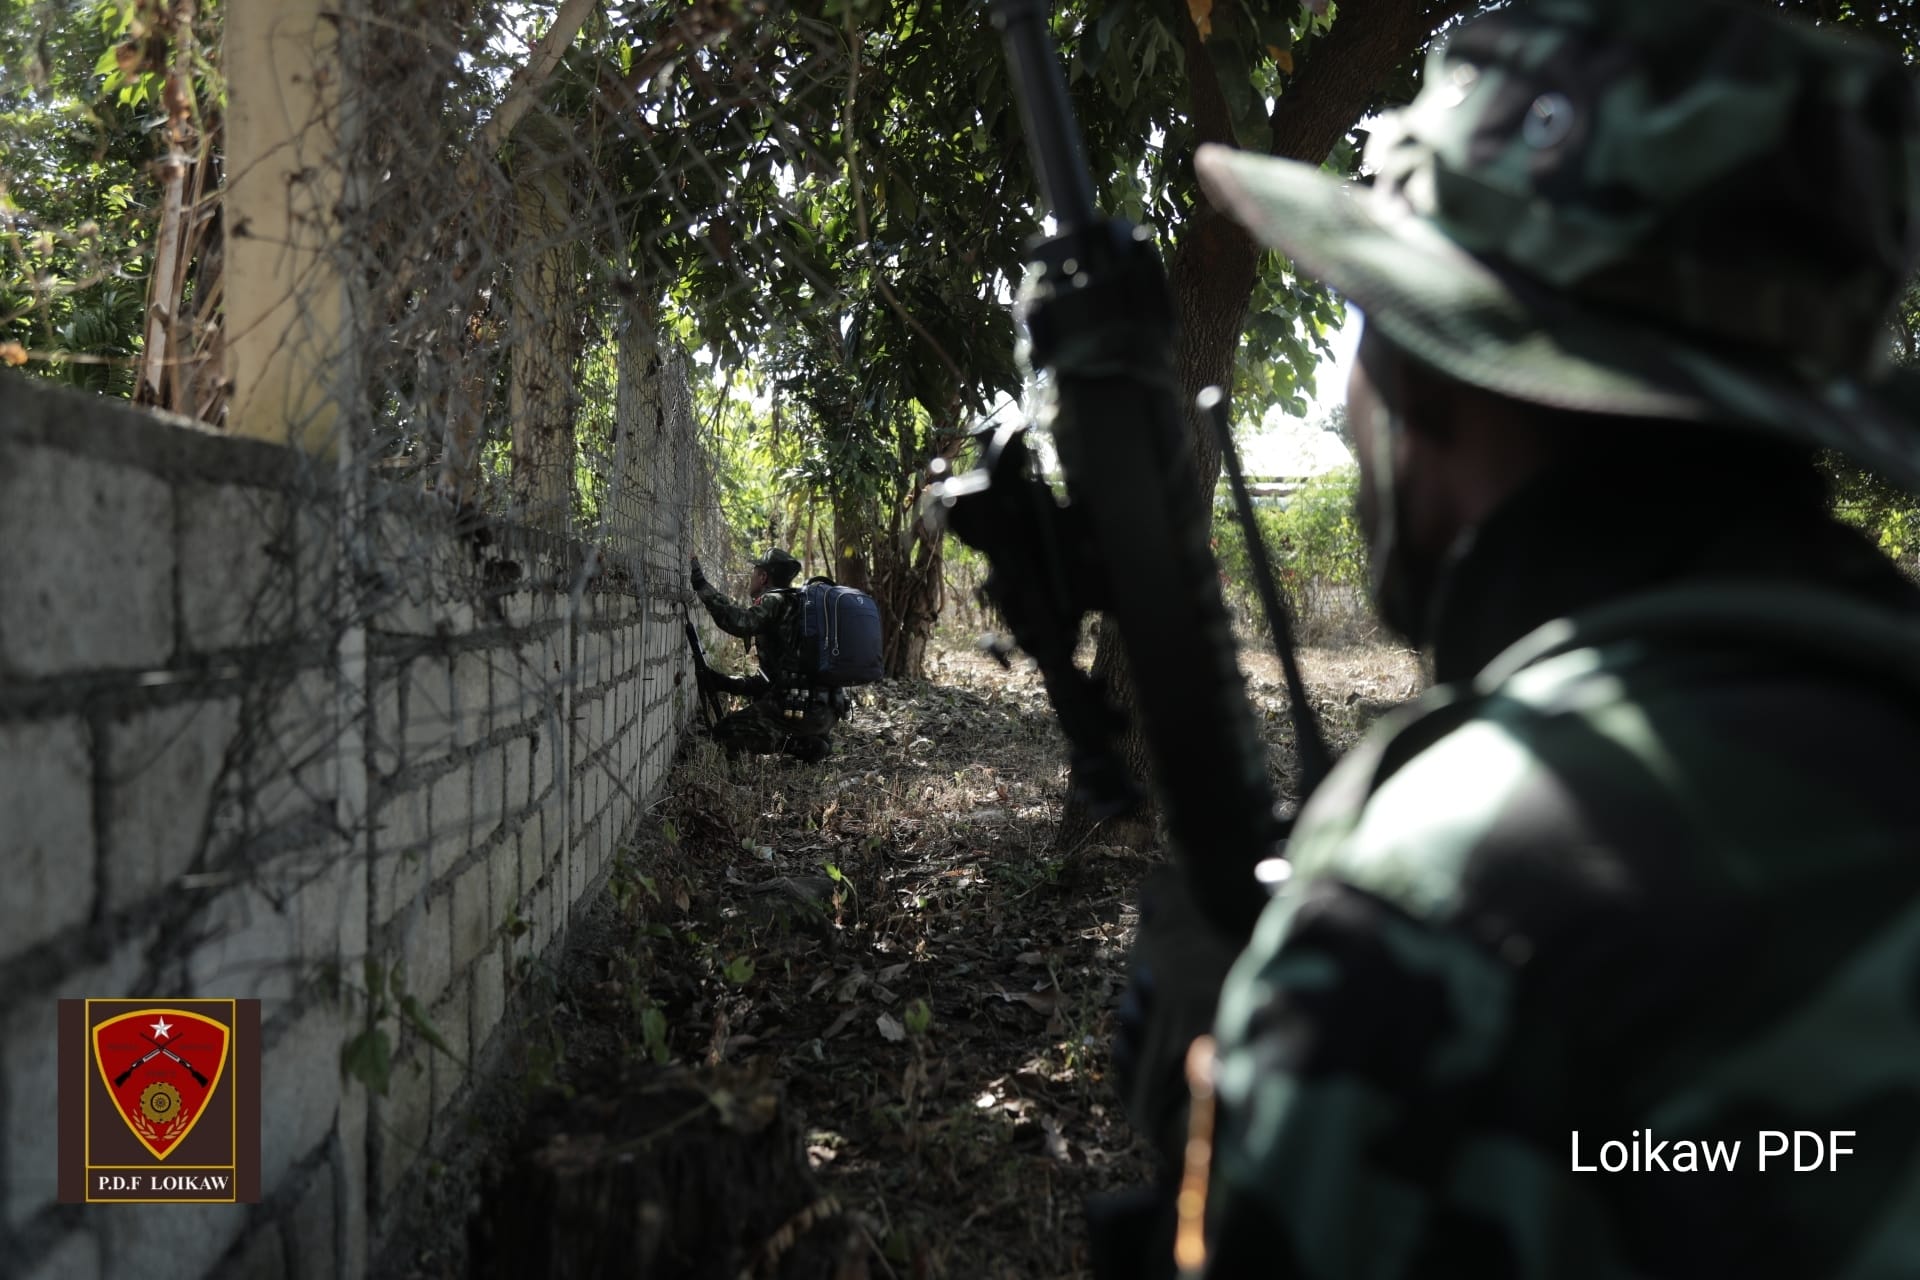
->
[1287, 633, 1860, 923]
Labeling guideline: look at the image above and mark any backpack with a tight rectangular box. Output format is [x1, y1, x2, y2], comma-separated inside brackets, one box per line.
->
[777, 577, 885, 688]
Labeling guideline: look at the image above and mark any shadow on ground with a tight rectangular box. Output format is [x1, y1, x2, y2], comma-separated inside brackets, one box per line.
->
[378, 634, 1422, 1279]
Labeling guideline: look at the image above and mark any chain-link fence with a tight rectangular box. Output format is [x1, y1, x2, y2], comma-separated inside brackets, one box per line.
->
[0, 2, 894, 1270]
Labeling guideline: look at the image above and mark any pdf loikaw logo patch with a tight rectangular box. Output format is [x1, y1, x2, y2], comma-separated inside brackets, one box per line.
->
[58, 999, 262, 1203]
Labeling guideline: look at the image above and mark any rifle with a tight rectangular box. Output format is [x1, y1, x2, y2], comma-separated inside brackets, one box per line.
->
[681, 603, 726, 728]
[923, 0, 1330, 941]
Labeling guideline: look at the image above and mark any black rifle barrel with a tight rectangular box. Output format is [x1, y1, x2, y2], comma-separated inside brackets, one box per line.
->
[991, 0, 1098, 233]
[987, 2, 1286, 939]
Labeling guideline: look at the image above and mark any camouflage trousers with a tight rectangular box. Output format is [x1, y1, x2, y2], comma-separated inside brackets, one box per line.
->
[710, 695, 834, 762]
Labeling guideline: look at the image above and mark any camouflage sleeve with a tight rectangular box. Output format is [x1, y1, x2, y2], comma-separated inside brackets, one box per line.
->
[696, 581, 784, 639]
[1200, 876, 1625, 1279]
[1197, 647, 1920, 1279]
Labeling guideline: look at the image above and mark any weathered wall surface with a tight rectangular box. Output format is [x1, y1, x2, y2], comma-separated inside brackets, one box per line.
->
[0, 375, 705, 1279]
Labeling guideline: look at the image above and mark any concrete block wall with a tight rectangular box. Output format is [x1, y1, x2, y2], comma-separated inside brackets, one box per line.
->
[0, 376, 707, 1279]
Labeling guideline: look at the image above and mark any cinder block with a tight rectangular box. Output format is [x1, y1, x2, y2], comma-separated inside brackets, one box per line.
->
[505, 734, 531, 815]
[214, 1220, 284, 1280]
[513, 824, 538, 927]
[103, 1204, 248, 1279]
[104, 697, 241, 911]
[292, 500, 340, 635]
[429, 980, 472, 1120]
[179, 482, 291, 652]
[516, 883, 544, 964]
[260, 1005, 347, 1194]
[519, 878, 546, 963]
[367, 518, 476, 639]
[248, 670, 337, 833]
[335, 1085, 368, 1274]
[367, 515, 434, 636]
[471, 743, 503, 831]
[538, 630, 568, 687]
[286, 1161, 337, 1280]
[489, 662, 532, 736]
[0, 718, 95, 962]
[471, 947, 506, 1059]
[0, 445, 174, 675]
[186, 885, 296, 1002]
[373, 1054, 431, 1205]
[406, 657, 456, 769]
[452, 650, 491, 747]
[23, 1232, 100, 1280]
[369, 669, 403, 778]
[427, 762, 471, 879]
[3, 933, 149, 1227]
[374, 778, 430, 859]
[491, 831, 519, 940]
[371, 843, 428, 934]
[399, 891, 452, 1005]
[278, 841, 357, 969]
[565, 830, 587, 913]
[543, 792, 568, 873]
[544, 872, 566, 953]
[451, 859, 491, 973]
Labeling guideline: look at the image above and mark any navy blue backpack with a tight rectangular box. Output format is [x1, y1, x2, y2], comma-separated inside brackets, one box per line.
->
[781, 578, 884, 687]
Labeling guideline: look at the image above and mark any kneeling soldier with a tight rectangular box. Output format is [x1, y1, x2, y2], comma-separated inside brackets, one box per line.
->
[690, 549, 843, 763]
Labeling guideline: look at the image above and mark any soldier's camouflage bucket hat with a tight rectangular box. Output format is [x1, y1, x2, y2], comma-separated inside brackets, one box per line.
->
[752, 547, 802, 584]
[1195, 0, 1920, 488]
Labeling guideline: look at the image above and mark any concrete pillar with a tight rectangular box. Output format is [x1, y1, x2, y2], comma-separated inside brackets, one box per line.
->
[223, 0, 354, 454]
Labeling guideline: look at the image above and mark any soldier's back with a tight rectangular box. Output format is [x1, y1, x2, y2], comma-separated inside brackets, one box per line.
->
[1210, 580, 1920, 1278]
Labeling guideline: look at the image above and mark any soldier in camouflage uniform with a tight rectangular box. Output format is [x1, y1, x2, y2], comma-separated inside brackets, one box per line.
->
[690, 548, 840, 763]
[1120, 0, 1920, 1275]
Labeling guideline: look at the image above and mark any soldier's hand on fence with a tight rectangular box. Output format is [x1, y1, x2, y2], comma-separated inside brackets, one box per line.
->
[689, 555, 708, 592]
[1115, 867, 1245, 1171]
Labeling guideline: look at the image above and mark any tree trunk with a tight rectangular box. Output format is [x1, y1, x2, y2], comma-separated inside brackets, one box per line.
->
[869, 412, 969, 681]
[1056, 0, 1460, 851]
[832, 494, 873, 592]
[868, 492, 943, 681]
[138, 0, 201, 413]
[509, 126, 582, 532]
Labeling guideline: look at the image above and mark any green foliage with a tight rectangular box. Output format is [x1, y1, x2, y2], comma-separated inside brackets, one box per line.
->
[1212, 466, 1366, 625]
[337, 953, 461, 1095]
[340, 1025, 393, 1096]
[1825, 451, 1920, 572]
[2, 0, 220, 392]
[639, 1003, 671, 1064]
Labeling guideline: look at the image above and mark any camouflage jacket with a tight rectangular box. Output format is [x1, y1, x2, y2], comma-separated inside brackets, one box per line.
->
[1199, 481, 1920, 1278]
[696, 581, 793, 669]
[696, 581, 837, 703]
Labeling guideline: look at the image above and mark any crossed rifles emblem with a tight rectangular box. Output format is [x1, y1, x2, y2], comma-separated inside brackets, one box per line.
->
[91, 1009, 230, 1160]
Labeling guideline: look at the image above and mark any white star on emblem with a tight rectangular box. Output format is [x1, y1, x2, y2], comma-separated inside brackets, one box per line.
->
[150, 1017, 173, 1040]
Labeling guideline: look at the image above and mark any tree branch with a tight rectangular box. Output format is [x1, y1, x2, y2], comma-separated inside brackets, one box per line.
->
[481, 0, 604, 156]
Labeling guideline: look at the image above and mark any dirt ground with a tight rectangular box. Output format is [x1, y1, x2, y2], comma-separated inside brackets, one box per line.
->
[382, 630, 1423, 1280]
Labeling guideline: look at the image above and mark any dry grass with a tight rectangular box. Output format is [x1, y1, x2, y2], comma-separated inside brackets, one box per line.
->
[393, 631, 1429, 1279]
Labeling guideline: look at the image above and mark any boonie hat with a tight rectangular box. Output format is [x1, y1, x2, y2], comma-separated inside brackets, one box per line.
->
[1195, 0, 1920, 487]
[753, 548, 802, 585]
